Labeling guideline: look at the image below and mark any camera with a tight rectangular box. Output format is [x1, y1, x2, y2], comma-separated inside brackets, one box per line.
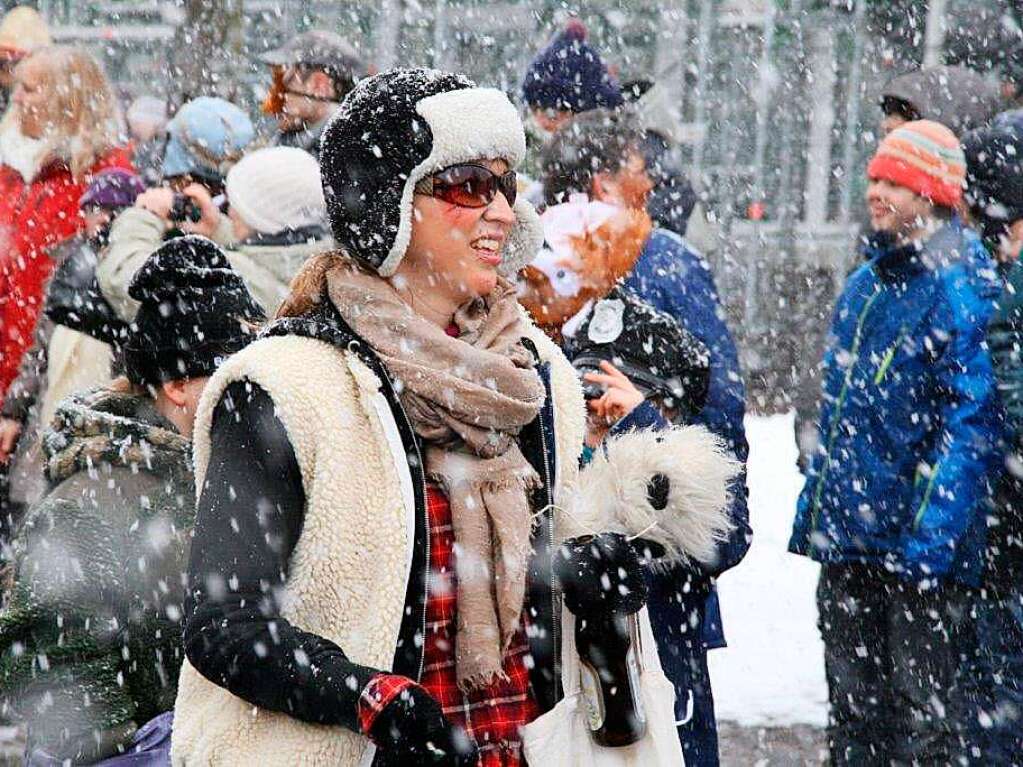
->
[581, 379, 605, 401]
[169, 194, 202, 223]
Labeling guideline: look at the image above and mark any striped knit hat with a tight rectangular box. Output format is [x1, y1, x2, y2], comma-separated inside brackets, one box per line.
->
[867, 120, 965, 208]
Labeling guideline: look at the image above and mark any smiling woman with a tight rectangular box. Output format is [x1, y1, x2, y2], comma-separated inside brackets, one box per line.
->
[170, 68, 589, 767]
[398, 158, 518, 320]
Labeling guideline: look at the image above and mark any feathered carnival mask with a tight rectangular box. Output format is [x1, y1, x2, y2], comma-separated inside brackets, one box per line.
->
[518, 193, 651, 337]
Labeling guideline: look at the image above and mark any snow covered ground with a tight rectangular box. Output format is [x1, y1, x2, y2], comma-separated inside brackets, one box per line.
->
[708, 412, 829, 727]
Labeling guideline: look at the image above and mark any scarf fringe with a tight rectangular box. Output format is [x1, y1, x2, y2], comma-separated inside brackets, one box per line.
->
[431, 463, 542, 498]
[457, 667, 512, 694]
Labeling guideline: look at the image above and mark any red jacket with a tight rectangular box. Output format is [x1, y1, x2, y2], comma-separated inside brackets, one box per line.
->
[0, 146, 133, 400]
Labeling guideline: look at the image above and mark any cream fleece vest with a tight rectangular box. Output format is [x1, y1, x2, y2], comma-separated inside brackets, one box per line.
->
[171, 318, 585, 766]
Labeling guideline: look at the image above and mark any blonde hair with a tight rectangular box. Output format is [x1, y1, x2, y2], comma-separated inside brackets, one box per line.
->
[15, 46, 123, 178]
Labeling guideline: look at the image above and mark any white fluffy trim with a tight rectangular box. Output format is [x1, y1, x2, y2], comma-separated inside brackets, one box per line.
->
[379, 86, 542, 276]
[500, 196, 544, 276]
[563, 425, 740, 568]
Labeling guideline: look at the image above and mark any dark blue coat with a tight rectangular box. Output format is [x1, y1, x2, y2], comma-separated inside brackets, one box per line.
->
[789, 223, 1002, 586]
[625, 229, 748, 464]
[621, 229, 752, 767]
[623, 228, 752, 602]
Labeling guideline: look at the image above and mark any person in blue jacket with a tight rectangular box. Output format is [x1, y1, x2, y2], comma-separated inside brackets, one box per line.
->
[959, 114, 1023, 763]
[540, 109, 751, 767]
[790, 120, 1002, 766]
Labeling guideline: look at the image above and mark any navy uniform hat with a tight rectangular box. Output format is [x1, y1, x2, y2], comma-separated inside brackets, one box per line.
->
[319, 67, 543, 277]
[521, 20, 624, 114]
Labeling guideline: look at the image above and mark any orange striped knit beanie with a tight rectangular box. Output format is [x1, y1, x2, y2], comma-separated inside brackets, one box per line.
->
[867, 120, 965, 207]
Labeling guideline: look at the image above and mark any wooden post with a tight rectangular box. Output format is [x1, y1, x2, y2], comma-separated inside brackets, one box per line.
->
[433, 0, 451, 70]
[691, 0, 715, 186]
[375, 0, 402, 72]
[169, 0, 246, 107]
[837, 0, 868, 225]
[775, 0, 804, 234]
[653, 0, 688, 111]
[751, 0, 777, 209]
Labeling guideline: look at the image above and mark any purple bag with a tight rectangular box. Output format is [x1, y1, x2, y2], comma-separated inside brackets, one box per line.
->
[26, 712, 173, 767]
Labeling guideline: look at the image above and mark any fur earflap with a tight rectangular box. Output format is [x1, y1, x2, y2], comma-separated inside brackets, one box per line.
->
[562, 425, 739, 568]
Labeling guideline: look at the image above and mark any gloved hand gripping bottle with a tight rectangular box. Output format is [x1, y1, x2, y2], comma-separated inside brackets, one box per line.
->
[554, 533, 649, 747]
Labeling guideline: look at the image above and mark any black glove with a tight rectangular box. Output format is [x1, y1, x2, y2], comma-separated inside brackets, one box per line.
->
[554, 532, 648, 617]
[371, 684, 479, 766]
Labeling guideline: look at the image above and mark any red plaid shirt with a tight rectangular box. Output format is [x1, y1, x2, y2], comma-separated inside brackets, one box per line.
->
[359, 485, 540, 765]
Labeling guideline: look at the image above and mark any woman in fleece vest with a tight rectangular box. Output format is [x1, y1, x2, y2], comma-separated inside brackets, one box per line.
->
[174, 68, 739, 767]
[172, 69, 611, 767]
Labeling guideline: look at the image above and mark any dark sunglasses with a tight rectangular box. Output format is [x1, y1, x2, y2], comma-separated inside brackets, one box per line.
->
[414, 163, 517, 208]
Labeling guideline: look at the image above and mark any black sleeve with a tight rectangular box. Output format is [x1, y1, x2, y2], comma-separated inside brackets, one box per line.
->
[676, 325, 711, 424]
[44, 241, 129, 346]
[183, 380, 380, 731]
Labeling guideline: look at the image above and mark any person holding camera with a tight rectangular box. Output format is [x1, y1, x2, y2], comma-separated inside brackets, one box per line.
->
[0, 236, 264, 766]
[101, 144, 328, 319]
[0, 168, 144, 526]
[97, 96, 254, 322]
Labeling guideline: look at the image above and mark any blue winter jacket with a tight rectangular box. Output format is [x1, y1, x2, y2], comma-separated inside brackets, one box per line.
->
[789, 223, 1003, 586]
[625, 229, 748, 464]
[624, 230, 751, 588]
[624, 229, 751, 631]
[622, 229, 750, 766]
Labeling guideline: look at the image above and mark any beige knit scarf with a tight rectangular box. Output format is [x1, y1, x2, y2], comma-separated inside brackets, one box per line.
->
[327, 261, 545, 689]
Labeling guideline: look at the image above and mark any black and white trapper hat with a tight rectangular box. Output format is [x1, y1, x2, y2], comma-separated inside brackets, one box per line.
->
[319, 68, 544, 277]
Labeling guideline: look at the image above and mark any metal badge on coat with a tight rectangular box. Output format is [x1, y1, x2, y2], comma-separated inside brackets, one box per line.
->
[588, 298, 625, 344]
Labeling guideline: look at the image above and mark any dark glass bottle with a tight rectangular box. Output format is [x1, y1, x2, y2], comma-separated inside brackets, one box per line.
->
[575, 610, 647, 747]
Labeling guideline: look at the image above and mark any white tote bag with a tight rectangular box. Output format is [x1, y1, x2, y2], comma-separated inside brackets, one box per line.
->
[521, 607, 685, 766]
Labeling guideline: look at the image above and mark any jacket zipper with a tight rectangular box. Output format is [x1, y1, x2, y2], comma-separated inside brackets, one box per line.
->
[403, 409, 430, 682]
[810, 286, 883, 533]
[537, 396, 562, 702]
[912, 459, 942, 533]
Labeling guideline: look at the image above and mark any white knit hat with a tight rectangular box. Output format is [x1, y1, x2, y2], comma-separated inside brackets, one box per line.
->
[225, 147, 326, 235]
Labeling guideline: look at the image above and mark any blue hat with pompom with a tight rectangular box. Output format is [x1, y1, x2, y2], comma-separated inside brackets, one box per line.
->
[521, 20, 624, 114]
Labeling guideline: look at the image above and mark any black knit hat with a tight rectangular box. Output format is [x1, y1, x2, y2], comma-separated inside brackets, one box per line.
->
[319, 67, 543, 277]
[563, 286, 710, 423]
[123, 236, 266, 386]
[963, 111, 1023, 247]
